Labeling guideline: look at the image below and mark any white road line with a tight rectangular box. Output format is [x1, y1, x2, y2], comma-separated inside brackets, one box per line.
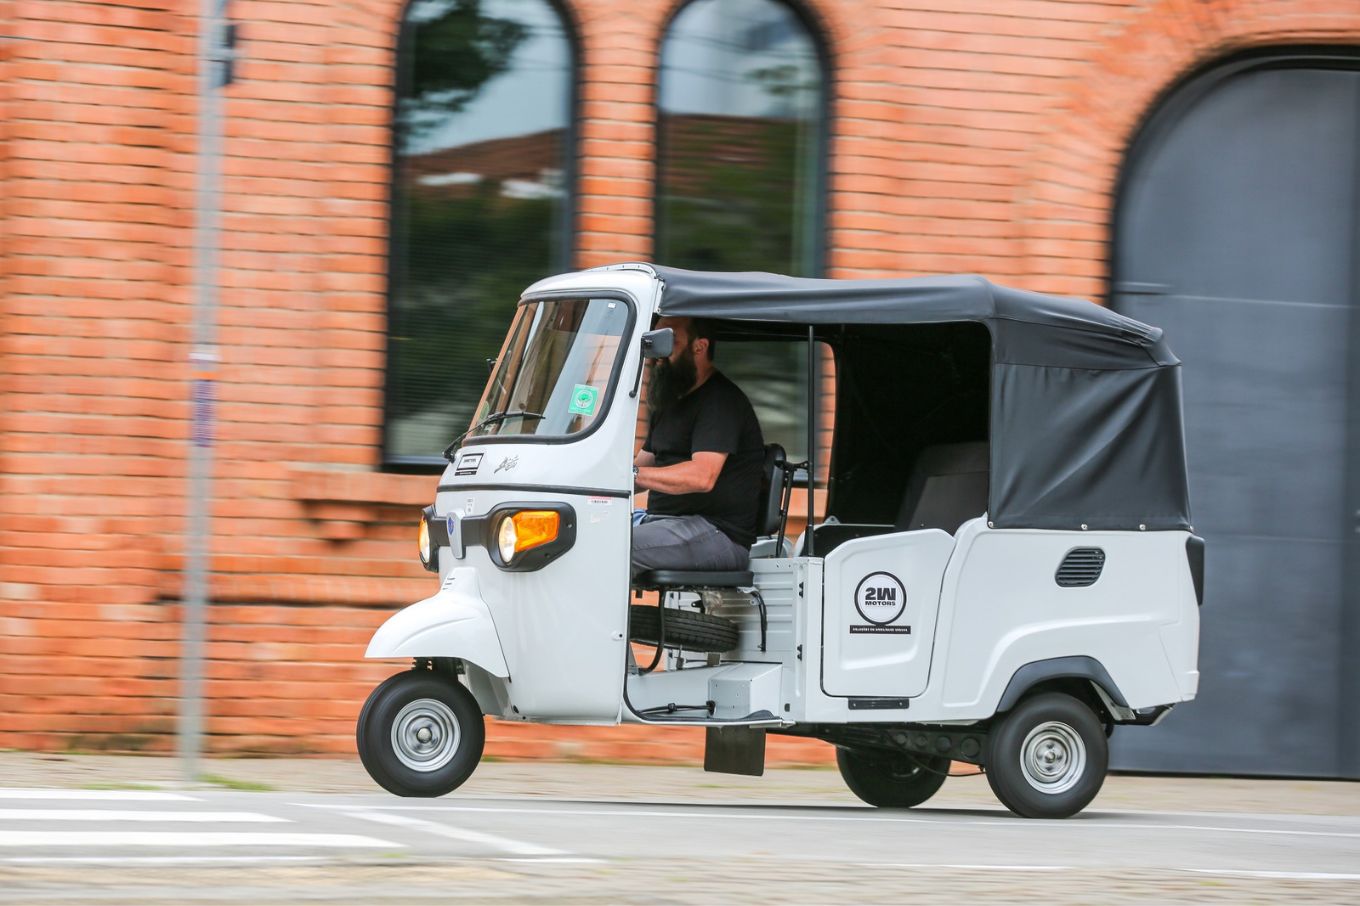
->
[858, 862, 1069, 872]
[1, 856, 324, 866]
[1097, 807, 1360, 824]
[859, 863, 1360, 881]
[0, 809, 288, 823]
[0, 790, 197, 802]
[309, 803, 1360, 839]
[0, 831, 398, 848]
[342, 809, 565, 857]
[1128, 822, 1360, 840]
[1187, 869, 1360, 882]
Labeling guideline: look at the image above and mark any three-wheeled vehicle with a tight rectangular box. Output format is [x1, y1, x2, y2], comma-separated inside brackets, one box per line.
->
[357, 263, 1203, 818]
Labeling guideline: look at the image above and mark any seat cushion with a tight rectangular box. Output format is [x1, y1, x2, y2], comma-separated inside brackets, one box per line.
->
[633, 569, 754, 589]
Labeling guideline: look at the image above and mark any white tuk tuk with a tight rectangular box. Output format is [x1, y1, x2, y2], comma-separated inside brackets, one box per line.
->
[357, 263, 1203, 818]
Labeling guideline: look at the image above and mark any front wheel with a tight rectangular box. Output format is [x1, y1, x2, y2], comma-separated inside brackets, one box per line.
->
[357, 670, 485, 797]
[836, 748, 950, 808]
[984, 692, 1108, 818]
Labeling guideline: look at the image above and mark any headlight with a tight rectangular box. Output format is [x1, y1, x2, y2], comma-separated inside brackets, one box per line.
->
[496, 515, 517, 562]
[495, 510, 561, 565]
[417, 514, 433, 568]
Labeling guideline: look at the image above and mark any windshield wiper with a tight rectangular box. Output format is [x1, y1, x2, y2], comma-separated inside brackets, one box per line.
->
[443, 410, 546, 461]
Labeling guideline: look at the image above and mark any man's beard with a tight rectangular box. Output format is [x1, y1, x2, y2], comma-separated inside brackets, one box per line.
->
[647, 348, 698, 414]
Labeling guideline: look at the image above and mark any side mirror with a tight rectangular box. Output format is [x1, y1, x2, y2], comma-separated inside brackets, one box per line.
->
[640, 328, 674, 359]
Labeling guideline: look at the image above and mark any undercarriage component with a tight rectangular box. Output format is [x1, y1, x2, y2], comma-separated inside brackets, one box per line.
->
[785, 723, 990, 766]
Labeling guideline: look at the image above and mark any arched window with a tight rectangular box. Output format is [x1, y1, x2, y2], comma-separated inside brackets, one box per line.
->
[385, 0, 575, 465]
[655, 0, 828, 462]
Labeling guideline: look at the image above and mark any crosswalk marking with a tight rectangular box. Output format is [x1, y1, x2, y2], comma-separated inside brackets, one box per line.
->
[0, 831, 399, 848]
[2, 855, 324, 866]
[0, 789, 198, 802]
[0, 809, 288, 823]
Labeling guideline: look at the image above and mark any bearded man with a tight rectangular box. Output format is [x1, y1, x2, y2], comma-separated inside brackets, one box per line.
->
[632, 317, 765, 578]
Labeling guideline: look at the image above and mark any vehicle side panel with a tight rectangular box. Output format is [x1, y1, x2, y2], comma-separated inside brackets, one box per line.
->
[916, 520, 1198, 720]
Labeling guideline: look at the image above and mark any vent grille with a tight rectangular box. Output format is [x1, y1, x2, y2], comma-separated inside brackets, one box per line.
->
[1056, 548, 1106, 587]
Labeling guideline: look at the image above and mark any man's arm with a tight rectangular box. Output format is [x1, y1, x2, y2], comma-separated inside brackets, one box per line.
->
[636, 451, 727, 495]
[635, 449, 656, 468]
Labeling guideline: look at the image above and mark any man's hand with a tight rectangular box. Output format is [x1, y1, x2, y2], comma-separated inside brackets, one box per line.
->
[636, 451, 728, 495]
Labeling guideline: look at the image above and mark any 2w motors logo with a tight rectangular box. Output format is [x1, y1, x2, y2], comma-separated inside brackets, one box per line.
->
[851, 571, 910, 634]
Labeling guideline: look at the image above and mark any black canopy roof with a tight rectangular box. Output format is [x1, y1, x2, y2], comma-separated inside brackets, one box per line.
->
[647, 265, 1178, 371]
[636, 264, 1192, 532]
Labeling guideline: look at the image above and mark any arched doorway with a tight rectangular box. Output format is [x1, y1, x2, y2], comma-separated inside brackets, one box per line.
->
[1113, 52, 1360, 777]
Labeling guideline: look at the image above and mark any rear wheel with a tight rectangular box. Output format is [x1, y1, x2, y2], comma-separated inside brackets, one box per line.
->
[984, 692, 1108, 818]
[356, 670, 485, 797]
[836, 748, 950, 808]
[628, 604, 738, 652]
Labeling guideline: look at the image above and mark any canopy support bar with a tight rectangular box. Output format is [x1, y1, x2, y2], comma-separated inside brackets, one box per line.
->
[805, 325, 816, 558]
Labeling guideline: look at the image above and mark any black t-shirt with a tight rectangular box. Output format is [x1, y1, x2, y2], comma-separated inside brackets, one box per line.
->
[644, 370, 765, 547]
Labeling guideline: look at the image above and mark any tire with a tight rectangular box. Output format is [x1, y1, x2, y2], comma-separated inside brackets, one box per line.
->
[356, 670, 485, 797]
[628, 604, 739, 652]
[836, 748, 950, 808]
[984, 692, 1108, 818]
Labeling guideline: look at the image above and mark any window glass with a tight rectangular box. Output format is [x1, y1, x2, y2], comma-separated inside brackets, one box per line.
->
[469, 297, 631, 440]
[386, 0, 573, 464]
[657, 0, 823, 275]
[656, 0, 825, 461]
[714, 340, 810, 460]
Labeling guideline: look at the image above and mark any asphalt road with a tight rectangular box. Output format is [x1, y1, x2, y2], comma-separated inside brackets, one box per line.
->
[0, 785, 1357, 903]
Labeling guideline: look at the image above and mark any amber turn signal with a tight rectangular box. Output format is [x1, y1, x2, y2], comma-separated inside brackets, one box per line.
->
[510, 510, 560, 553]
[495, 510, 561, 563]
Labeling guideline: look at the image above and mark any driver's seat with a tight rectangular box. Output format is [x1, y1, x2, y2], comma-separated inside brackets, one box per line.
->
[631, 443, 788, 591]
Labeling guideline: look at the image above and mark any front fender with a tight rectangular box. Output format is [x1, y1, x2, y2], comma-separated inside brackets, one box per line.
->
[365, 568, 509, 677]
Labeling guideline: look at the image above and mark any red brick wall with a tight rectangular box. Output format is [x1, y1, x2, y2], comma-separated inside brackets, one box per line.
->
[1, 0, 1357, 760]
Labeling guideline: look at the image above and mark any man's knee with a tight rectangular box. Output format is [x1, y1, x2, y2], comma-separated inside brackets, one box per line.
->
[630, 518, 689, 575]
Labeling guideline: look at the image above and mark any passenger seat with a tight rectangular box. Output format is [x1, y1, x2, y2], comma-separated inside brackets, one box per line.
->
[894, 441, 989, 534]
[796, 441, 990, 557]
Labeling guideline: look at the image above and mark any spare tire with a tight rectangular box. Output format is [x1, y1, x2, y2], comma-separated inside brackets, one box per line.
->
[629, 604, 739, 653]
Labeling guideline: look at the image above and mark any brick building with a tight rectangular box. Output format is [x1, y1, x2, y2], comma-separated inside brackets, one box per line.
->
[1, 0, 1357, 775]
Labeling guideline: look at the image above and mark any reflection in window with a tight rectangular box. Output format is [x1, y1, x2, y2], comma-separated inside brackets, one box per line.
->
[656, 0, 826, 462]
[385, 0, 574, 464]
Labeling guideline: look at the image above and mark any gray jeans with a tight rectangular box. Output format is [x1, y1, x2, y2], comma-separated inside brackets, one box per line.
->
[630, 515, 749, 578]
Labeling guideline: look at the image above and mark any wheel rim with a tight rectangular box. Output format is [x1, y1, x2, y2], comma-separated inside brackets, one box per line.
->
[391, 698, 461, 772]
[1019, 720, 1085, 795]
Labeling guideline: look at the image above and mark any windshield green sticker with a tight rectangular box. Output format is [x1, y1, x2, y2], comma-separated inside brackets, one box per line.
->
[569, 384, 601, 416]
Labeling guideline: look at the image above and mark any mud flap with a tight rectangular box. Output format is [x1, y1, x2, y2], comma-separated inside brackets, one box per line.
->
[704, 726, 766, 776]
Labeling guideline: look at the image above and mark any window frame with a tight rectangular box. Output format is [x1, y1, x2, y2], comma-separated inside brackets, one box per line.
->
[381, 0, 584, 470]
[459, 289, 639, 447]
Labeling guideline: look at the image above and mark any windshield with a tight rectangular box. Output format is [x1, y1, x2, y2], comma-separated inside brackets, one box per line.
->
[467, 296, 632, 441]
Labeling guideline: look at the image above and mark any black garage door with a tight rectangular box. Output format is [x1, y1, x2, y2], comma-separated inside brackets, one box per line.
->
[1112, 54, 1360, 778]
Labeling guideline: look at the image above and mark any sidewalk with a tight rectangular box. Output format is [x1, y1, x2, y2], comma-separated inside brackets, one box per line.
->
[1, 750, 1355, 816]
